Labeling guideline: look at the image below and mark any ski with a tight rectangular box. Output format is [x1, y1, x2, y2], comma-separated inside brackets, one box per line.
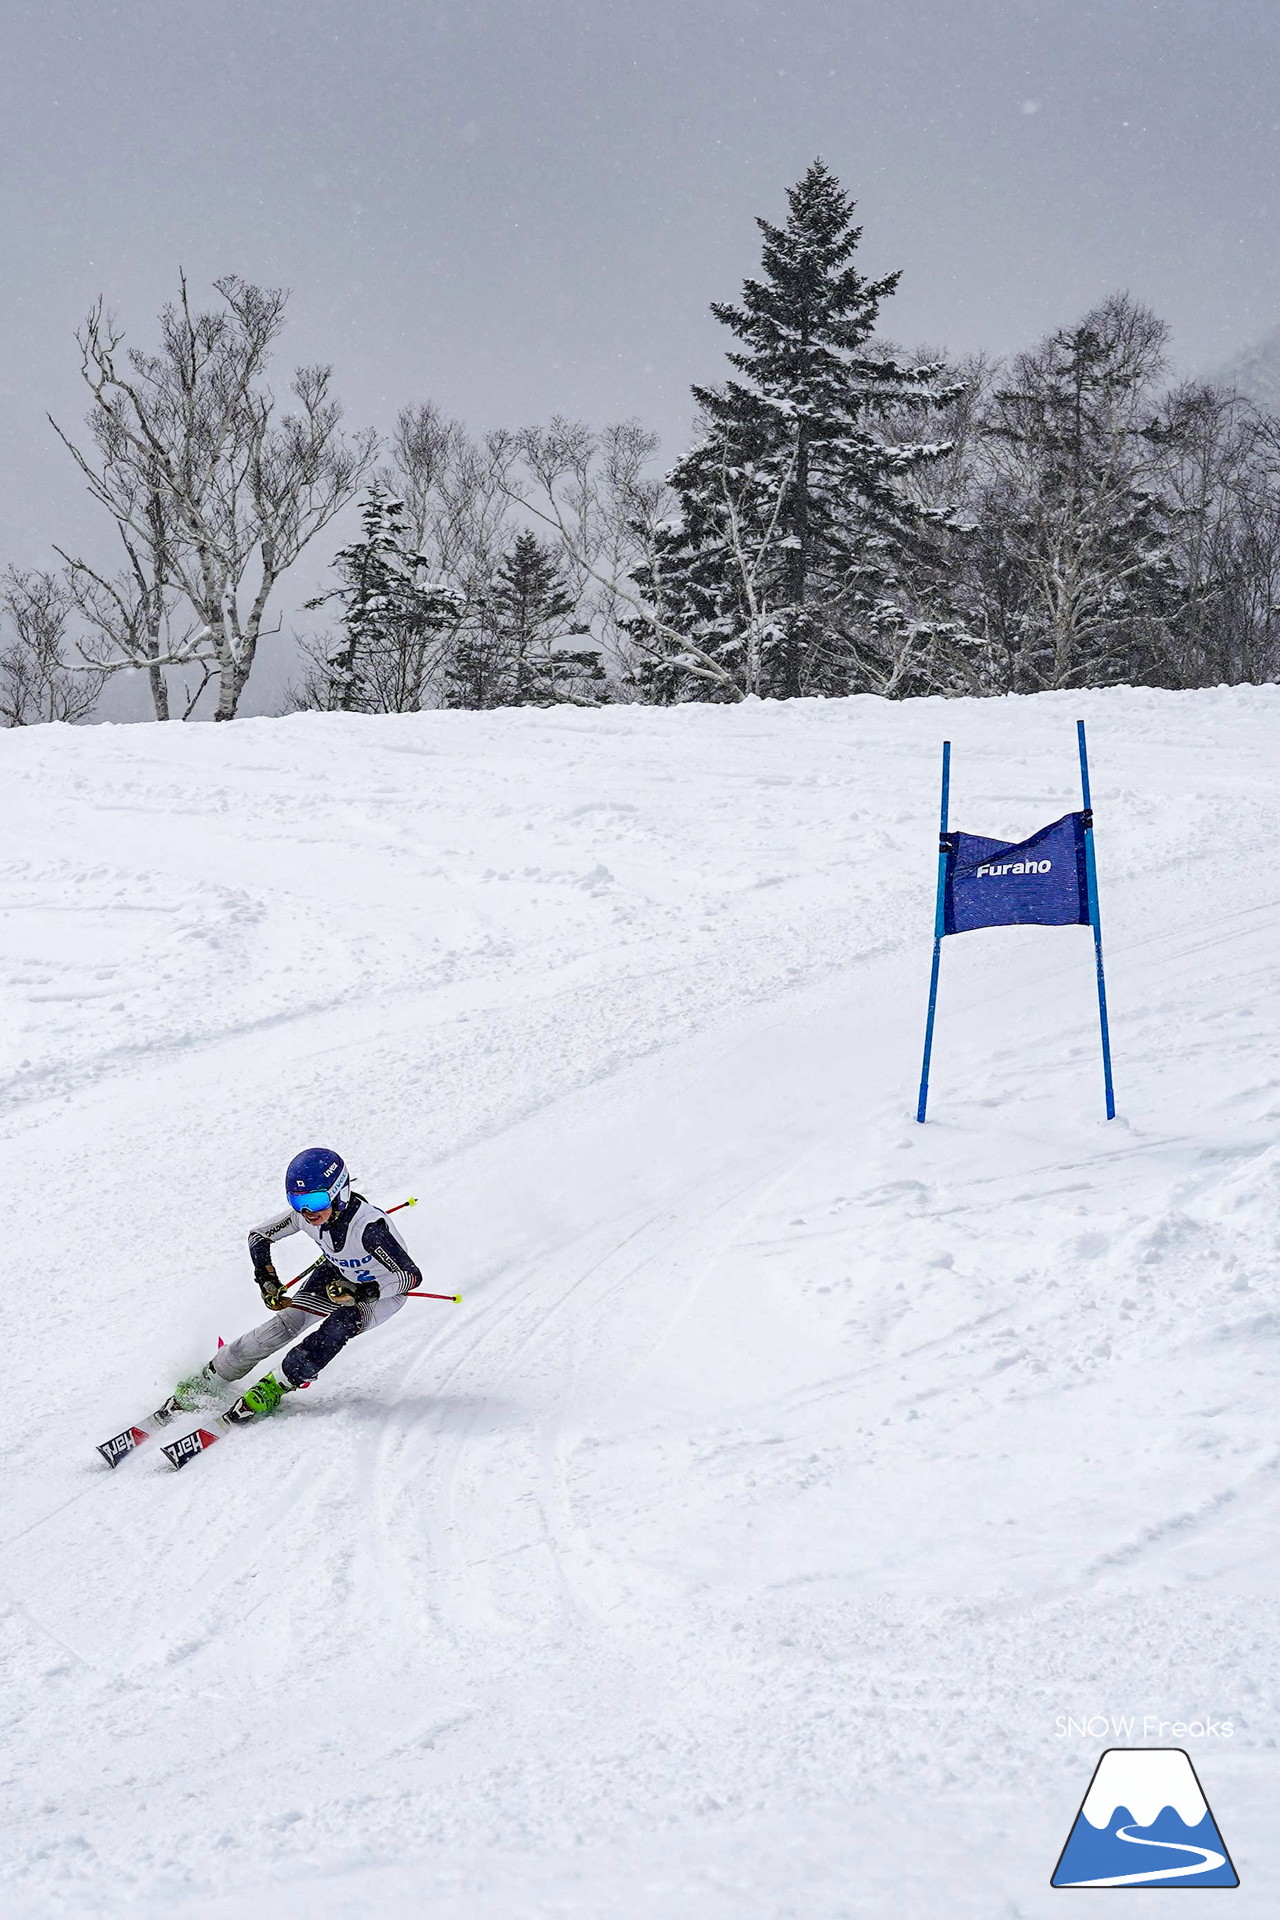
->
[99, 1403, 244, 1471]
[98, 1343, 231, 1468]
[162, 1422, 228, 1470]
[97, 1404, 190, 1467]
[97, 1421, 160, 1468]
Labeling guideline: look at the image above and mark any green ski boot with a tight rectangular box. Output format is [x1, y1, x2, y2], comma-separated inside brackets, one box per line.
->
[224, 1371, 293, 1425]
[154, 1360, 223, 1424]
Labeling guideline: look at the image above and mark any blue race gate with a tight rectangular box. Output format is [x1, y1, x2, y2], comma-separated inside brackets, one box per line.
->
[916, 720, 1115, 1122]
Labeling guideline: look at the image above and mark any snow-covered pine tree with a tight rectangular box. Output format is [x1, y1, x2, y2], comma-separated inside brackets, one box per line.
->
[307, 487, 463, 711]
[492, 531, 602, 705]
[635, 160, 964, 701]
[445, 530, 602, 708]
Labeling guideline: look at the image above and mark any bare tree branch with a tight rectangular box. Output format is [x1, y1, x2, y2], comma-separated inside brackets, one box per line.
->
[0, 568, 107, 727]
[49, 275, 376, 720]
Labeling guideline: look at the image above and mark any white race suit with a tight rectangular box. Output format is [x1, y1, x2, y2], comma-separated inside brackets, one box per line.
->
[211, 1192, 423, 1389]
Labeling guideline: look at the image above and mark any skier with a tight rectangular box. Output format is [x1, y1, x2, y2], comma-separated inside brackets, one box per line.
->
[169, 1147, 423, 1425]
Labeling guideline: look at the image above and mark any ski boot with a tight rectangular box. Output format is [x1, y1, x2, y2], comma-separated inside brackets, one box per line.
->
[223, 1371, 294, 1425]
[152, 1359, 224, 1425]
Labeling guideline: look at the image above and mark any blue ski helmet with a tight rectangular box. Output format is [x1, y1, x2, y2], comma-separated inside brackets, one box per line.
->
[285, 1146, 350, 1215]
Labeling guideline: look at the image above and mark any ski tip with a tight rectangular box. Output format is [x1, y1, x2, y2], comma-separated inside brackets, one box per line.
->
[162, 1427, 219, 1470]
[217, 1336, 225, 1348]
[97, 1425, 149, 1468]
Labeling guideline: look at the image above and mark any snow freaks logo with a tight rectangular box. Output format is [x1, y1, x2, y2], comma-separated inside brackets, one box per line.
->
[1051, 1749, 1239, 1889]
[1056, 1714, 1234, 1740]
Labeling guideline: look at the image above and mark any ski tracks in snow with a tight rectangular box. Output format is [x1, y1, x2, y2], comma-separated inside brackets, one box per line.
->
[371, 1158, 805, 1646]
[8, 691, 1280, 1914]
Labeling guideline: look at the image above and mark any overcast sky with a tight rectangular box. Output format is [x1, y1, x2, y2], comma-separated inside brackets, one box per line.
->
[3, 0, 1278, 715]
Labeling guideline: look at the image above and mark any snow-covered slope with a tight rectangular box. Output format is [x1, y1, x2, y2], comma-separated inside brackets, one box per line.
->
[2, 687, 1279, 1917]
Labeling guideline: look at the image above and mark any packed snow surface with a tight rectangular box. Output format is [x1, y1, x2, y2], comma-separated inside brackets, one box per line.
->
[2, 686, 1279, 1916]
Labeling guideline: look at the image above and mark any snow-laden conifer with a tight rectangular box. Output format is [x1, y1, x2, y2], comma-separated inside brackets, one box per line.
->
[446, 531, 602, 708]
[636, 161, 967, 700]
[305, 487, 464, 711]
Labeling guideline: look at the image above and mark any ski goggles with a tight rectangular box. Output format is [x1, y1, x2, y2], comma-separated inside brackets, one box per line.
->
[289, 1188, 338, 1215]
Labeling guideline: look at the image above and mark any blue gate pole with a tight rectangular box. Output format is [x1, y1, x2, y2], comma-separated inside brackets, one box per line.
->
[1077, 719, 1116, 1120]
[916, 740, 951, 1123]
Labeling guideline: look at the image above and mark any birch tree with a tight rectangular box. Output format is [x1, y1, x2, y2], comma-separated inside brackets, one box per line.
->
[50, 274, 375, 720]
[975, 294, 1177, 690]
[0, 568, 106, 727]
[1154, 383, 1280, 687]
[388, 403, 511, 619]
[57, 501, 208, 722]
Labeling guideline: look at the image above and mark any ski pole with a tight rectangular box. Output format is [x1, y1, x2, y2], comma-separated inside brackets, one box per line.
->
[274, 1198, 460, 1305]
[283, 1196, 419, 1292]
[285, 1286, 460, 1313]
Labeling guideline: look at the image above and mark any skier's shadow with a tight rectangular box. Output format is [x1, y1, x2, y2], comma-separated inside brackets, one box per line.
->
[298, 1392, 526, 1434]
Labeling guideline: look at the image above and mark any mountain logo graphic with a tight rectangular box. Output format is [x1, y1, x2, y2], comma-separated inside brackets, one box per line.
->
[1051, 1748, 1238, 1888]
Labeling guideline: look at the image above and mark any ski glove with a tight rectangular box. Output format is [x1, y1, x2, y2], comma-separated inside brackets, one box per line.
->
[259, 1276, 291, 1311]
[326, 1276, 381, 1307]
